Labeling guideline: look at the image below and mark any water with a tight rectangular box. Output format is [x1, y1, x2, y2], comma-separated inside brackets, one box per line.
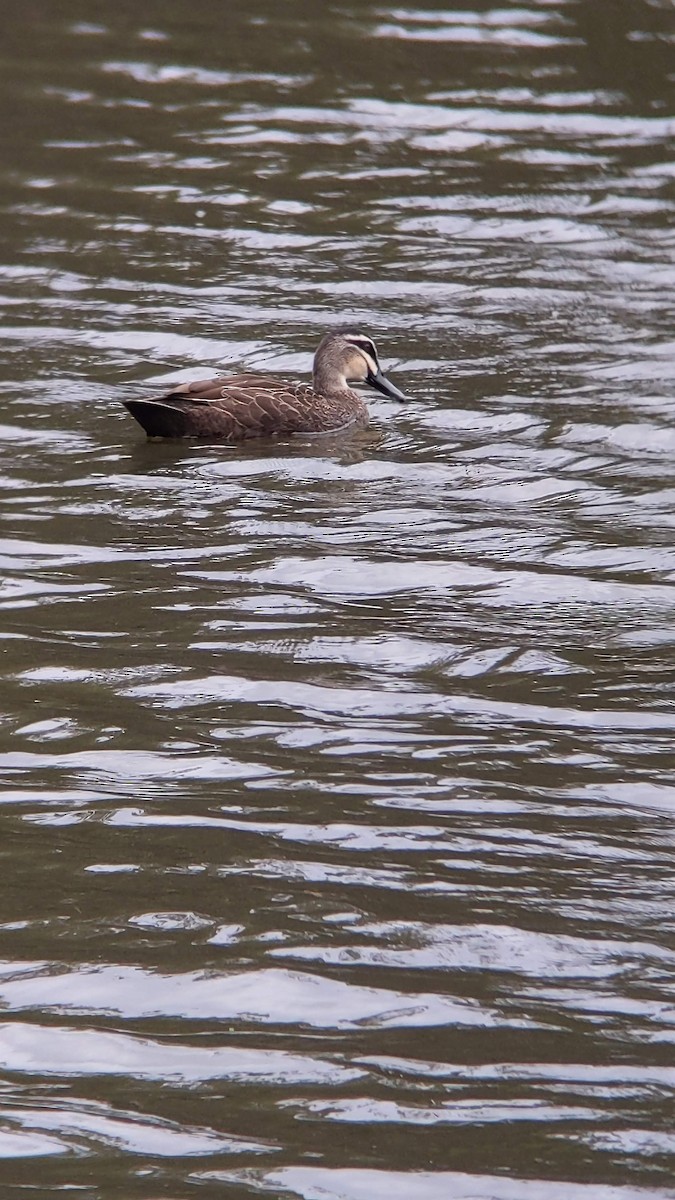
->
[0, 1, 674, 1196]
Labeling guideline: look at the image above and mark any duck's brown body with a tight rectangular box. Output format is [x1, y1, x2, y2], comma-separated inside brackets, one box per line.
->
[124, 372, 368, 440]
[123, 330, 405, 440]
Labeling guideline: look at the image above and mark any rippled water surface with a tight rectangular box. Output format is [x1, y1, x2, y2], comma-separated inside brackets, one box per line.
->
[1, 1, 674, 1196]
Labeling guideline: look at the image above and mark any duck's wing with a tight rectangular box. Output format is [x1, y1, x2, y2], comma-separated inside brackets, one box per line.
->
[161, 373, 292, 402]
[124, 374, 324, 439]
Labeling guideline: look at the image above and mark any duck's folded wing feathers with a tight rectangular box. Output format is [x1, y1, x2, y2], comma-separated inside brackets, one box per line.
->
[124, 377, 325, 438]
[172, 373, 292, 402]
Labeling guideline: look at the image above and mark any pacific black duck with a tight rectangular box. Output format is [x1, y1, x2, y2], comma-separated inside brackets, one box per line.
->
[123, 329, 407, 439]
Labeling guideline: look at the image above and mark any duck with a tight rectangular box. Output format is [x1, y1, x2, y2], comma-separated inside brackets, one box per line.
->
[122, 328, 407, 439]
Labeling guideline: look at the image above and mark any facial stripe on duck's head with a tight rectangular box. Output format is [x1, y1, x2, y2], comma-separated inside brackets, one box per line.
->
[338, 331, 380, 378]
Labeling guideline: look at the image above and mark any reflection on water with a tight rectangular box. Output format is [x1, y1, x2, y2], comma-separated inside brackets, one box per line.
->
[0, 0, 674, 1196]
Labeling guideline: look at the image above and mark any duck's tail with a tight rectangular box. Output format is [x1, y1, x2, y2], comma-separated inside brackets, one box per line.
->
[123, 399, 190, 439]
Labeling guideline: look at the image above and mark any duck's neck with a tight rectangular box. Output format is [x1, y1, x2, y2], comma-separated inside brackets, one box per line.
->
[313, 363, 355, 399]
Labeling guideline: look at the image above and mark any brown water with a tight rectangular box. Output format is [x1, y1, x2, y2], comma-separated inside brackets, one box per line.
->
[1, 1, 674, 1197]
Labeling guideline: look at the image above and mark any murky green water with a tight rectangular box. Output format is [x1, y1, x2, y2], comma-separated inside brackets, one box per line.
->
[1, 2, 674, 1197]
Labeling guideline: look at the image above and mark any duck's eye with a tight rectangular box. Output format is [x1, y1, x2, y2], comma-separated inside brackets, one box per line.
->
[346, 336, 378, 364]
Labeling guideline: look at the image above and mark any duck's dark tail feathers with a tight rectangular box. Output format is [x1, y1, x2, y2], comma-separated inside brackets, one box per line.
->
[123, 399, 189, 439]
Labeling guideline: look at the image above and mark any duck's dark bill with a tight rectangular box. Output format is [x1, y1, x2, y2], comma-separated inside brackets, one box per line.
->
[367, 368, 408, 401]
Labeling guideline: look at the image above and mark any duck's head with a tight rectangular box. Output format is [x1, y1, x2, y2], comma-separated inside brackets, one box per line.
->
[314, 329, 407, 400]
